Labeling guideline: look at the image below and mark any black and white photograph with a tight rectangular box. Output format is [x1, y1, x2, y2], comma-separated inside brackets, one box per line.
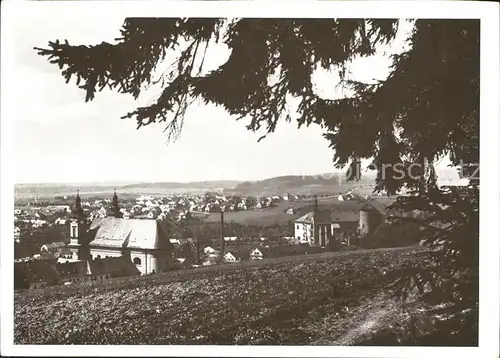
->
[1, 1, 499, 357]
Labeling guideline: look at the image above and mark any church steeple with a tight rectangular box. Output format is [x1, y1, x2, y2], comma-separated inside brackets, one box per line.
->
[109, 189, 123, 218]
[70, 190, 85, 220]
[68, 190, 90, 260]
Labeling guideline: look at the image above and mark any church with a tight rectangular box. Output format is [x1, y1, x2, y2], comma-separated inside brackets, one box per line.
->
[67, 191, 173, 275]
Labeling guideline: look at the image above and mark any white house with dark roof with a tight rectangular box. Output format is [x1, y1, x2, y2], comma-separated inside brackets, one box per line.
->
[250, 248, 264, 260]
[294, 212, 315, 244]
[223, 251, 240, 263]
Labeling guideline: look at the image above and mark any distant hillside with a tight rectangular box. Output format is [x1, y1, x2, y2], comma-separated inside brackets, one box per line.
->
[14, 184, 119, 199]
[122, 180, 241, 190]
[14, 181, 242, 199]
[15, 172, 379, 199]
[228, 173, 377, 196]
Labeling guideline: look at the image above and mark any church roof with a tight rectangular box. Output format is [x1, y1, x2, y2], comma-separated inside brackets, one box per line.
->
[358, 198, 388, 215]
[295, 212, 314, 223]
[88, 217, 171, 250]
[295, 210, 359, 225]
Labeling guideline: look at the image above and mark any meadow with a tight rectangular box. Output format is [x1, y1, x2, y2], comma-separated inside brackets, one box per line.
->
[201, 195, 374, 225]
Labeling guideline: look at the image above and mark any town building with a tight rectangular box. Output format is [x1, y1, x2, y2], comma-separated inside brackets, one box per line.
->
[223, 251, 240, 263]
[67, 190, 174, 275]
[14, 226, 21, 243]
[294, 198, 387, 247]
[249, 248, 264, 260]
[14, 259, 60, 289]
[15, 256, 141, 289]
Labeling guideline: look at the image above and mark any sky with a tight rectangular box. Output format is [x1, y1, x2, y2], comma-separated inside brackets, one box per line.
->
[12, 12, 419, 184]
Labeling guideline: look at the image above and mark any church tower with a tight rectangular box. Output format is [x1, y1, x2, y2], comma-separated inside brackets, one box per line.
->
[109, 189, 123, 218]
[68, 190, 90, 260]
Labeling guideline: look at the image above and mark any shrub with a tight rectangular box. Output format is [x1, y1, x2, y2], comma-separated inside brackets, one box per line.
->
[360, 222, 421, 249]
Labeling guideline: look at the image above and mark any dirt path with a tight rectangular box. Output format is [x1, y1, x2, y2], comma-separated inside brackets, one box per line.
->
[308, 291, 408, 346]
[333, 301, 394, 345]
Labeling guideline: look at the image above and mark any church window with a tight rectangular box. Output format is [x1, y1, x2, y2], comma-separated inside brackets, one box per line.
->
[71, 226, 77, 237]
[133, 257, 142, 266]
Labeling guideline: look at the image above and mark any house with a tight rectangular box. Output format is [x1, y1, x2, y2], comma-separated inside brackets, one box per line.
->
[57, 260, 89, 284]
[97, 207, 107, 218]
[294, 209, 359, 247]
[203, 246, 220, 257]
[146, 211, 156, 219]
[286, 237, 302, 245]
[87, 256, 142, 279]
[57, 257, 82, 264]
[224, 236, 238, 242]
[223, 251, 240, 263]
[14, 259, 61, 289]
[14, 227, 21, 242]
[174, 257, 194, 269]
[250, 248, 264, 260]
[201, 255, 218, 266]
[170, 238, 181, 245]
[54, 217, 67, 225]
[285, 207, 295, 215]
[294, 198, 389, 247]
[41, 242, 66, 253]
[58, 257, 141, 284]
[31, 219, 47, 228]
[14, 209, 22, 215]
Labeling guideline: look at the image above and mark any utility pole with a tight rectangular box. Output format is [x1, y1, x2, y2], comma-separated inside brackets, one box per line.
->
[196, 222, 201, 265]
[313, 194, 318, 246]
[220, 210, 225, 261]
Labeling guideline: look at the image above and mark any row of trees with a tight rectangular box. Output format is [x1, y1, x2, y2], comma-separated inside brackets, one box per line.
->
[163, 213, 294, 244]
[15, 224, 68, 259]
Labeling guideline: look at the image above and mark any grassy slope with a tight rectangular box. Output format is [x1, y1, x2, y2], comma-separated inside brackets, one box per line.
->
[15, 247, 435, 345]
